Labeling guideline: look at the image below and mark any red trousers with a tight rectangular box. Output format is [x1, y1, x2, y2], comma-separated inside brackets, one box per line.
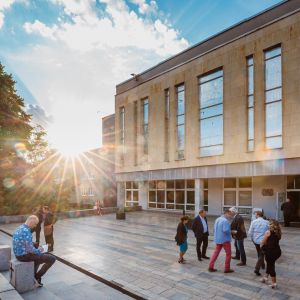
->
[209, 241, 231, 271]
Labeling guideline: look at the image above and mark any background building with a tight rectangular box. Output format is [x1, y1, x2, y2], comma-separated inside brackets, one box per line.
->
[114, 1, 300, 220]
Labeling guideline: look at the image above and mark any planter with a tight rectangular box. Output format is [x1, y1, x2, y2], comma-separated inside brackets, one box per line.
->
[116, 211, 126, 220]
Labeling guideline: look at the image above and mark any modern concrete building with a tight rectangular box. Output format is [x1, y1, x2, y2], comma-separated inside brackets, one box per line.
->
[114, 0, 300, 220]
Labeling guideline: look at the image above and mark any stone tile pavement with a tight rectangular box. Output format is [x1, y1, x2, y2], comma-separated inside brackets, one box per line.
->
[1, 211, 300, 300]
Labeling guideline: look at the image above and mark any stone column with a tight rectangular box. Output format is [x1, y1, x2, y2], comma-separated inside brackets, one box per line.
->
[139, 181, 148, 209]
[117, 182, 125, 208]
[195, 179, 204, 216]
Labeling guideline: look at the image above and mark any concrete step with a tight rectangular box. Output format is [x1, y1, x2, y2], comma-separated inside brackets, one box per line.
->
[0, 272, 24, 300]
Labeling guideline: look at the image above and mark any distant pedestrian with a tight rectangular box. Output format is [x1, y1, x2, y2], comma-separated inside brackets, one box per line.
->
[192, 209, 209, 261]
[43, 206, 56, 252]
[12, 215, 56, 287]
[96, 200, 103, 216]
[281, 198, 293, 227]
[175, 216, 189, 263]
[208, 209, 234, 273]
[32, 205, 43, 246]
[260, 219, 282, 289]
[230, 207, 247, 266]
[248, 210, 269, 276]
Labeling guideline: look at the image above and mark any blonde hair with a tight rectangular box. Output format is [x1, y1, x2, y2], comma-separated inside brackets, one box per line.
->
[269, 219, 282, 240]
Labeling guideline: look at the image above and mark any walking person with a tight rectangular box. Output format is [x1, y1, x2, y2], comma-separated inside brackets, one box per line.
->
[43, 206, 56, 252]
[175, 216, 189, 263]
[281, 198, 293, 227]
[208, 209, 234, 273]
[12, 215, 56, 287]
[248, 210, 269, 276]
[32, 205, 43, 247]
[260, 220, 282, 289]
[229, 207, 247, 266]
[192, 209, 209, 261]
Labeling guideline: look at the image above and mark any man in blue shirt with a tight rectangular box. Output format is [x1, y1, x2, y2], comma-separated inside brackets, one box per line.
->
[208, 209, 234, 273]
[192, 209, 209, 261]
[12, 215, 56, 287]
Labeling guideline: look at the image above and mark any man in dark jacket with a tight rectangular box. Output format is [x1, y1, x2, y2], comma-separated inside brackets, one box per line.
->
[43, 206, 57, 252]
[281, 198, 293, 227]
[229, 207, 247, 266]
[192, 209, 209, 261]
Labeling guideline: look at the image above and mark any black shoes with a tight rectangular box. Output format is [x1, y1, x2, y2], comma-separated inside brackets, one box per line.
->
[231, 256, 240, 260]
[224, 269, 234, 273]
[198, 258, 203, 261]
[35, 277, 43, 287]
[202, 256, 210, 259]
[237, 262, 246, 266]
[254, 270, 261, 276]
[208, 268, 217, 272]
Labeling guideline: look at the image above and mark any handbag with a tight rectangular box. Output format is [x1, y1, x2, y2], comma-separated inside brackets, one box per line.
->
[44, 225, 53, 236]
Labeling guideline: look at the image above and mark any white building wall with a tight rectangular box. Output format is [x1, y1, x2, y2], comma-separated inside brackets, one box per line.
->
[139, 181, 148, 209]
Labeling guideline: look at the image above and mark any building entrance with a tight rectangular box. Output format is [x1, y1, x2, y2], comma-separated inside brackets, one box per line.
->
[286, 191, 300, 221]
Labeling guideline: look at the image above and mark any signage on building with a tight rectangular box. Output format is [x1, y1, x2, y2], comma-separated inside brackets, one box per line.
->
[262, 189, 274, 196]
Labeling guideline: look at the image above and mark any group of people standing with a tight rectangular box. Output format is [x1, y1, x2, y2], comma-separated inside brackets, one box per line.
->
[176, 207, 282, 289]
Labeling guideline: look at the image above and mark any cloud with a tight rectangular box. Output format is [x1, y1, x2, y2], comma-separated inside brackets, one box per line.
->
[26, 104, 54, 128]
[6, 0, 189, 151]
[0, 0, 15, 29]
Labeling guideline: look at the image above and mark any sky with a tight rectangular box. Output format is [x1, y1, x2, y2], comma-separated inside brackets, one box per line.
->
[0, 0, 282, 154]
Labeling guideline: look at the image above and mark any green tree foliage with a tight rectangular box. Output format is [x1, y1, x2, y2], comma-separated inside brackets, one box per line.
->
[0, 62, 73, 215]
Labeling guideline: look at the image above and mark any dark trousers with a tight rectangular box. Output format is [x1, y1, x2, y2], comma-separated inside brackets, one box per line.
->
[196, 234, 208, 259]
[254, 243, 265, 271]
[235, 239, 246, 263]
[16, 253, 56, 279]
[35, 226, 41, 245]
[45, 232, 54, 251]
[283, 214, 291, 227]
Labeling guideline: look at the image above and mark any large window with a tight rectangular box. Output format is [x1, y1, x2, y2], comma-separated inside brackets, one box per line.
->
[134, 101, 138, 165]
[165, 89, 170, 162]
[264, 46, 282, 149]
[199, 69, 223, 157]
[125, 181, 139, 207]
[142, 98, 149, 155]
[247, 56, 254, 151]
[120, 106, 125, 162]
[176, 84, 185, 159]
[148, 180, 195, 211]
[203, 179, 208, 211]
[223, 177, 252, 215]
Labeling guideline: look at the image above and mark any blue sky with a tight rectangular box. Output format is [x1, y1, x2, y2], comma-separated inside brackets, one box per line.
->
[0, 0, 282, 153]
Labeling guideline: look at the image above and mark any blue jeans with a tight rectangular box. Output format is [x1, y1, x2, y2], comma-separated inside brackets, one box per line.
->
[235, 239, 246, 263]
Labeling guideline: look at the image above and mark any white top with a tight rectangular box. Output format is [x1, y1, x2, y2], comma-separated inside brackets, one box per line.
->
[248, 217, 269, 244]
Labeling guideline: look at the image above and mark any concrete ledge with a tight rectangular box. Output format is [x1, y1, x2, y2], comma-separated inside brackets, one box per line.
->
[10, 260, 35, 293]
[0, 207, 118, 224]
[0, 245, 11, 271]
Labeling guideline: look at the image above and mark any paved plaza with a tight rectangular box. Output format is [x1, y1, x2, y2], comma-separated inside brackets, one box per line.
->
[1, 211, 300, 300]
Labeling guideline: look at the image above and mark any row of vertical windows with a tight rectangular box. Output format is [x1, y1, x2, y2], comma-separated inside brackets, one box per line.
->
[119, 45, 283, 162]
[125, 181, 139, 207]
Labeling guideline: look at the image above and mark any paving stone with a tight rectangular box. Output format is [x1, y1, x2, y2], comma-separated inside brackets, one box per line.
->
[0, 289, 24, 300]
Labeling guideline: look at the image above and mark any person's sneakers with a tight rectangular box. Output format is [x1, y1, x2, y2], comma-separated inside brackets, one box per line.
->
[269, 283, 277, 289]
[254, 270, 261, 276]
[231, 256, 240, 260]
[35, 278, 43, 287]
[208, 268, 217, 272]
[198, 258, 203, 261]
[202, 256, 210, 259]
[224, 269, 234, 273]
[237, 262, 246, 266]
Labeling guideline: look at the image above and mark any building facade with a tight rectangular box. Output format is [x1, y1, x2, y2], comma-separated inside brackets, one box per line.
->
[114, 1, 300, 220]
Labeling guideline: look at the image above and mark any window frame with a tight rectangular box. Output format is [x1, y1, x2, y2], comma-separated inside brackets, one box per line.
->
[175, 84, 185, 160]
[247, 55, 255, 152]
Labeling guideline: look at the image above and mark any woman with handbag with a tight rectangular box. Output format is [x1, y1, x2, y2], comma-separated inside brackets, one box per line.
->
[260, 219, 282, 289]
[175, 216, 189, 263]
[43, 206, 57, 252]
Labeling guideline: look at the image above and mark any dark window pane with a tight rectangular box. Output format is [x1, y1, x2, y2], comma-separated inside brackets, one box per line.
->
[149, 191, 156, 202]
[176, 191, 185, 204]
[176, 205, 184, 210]
[187, 191, 195, 204]
[166, 180, 174, 189]
[149, 202, 156, 208]
[126, 182, 131, 189]
[239, 191, 252, 206]
[126, 191, 131, 201]
[204, 179, 208, 189]
[186, 180, 195, 189]
[157, 191, 165, 203]
[167, 191, 175, 203]
[133, 191, 138, 202]
[133, 202, 138, 207]
[176, 180, 185, 189]
[166, 204, 174, 209]
[204, 190, 208, 206]
[287, 176, 294, 189]
[157, 203, 165, 208]
[157, 181, 166, 189]
[149, 181, 156, 189]
[133, 181, 139, 189]
[186, 205, 195, 211]
[295, 176, 300, 189]
[239, 177, 252, 188]
[224, 178, 236, 188]
[224, 191, 236, 206]
[125, 202, 131, 207]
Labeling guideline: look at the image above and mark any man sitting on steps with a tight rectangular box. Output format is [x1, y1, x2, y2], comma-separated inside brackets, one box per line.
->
[12, 215, 56, 287]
